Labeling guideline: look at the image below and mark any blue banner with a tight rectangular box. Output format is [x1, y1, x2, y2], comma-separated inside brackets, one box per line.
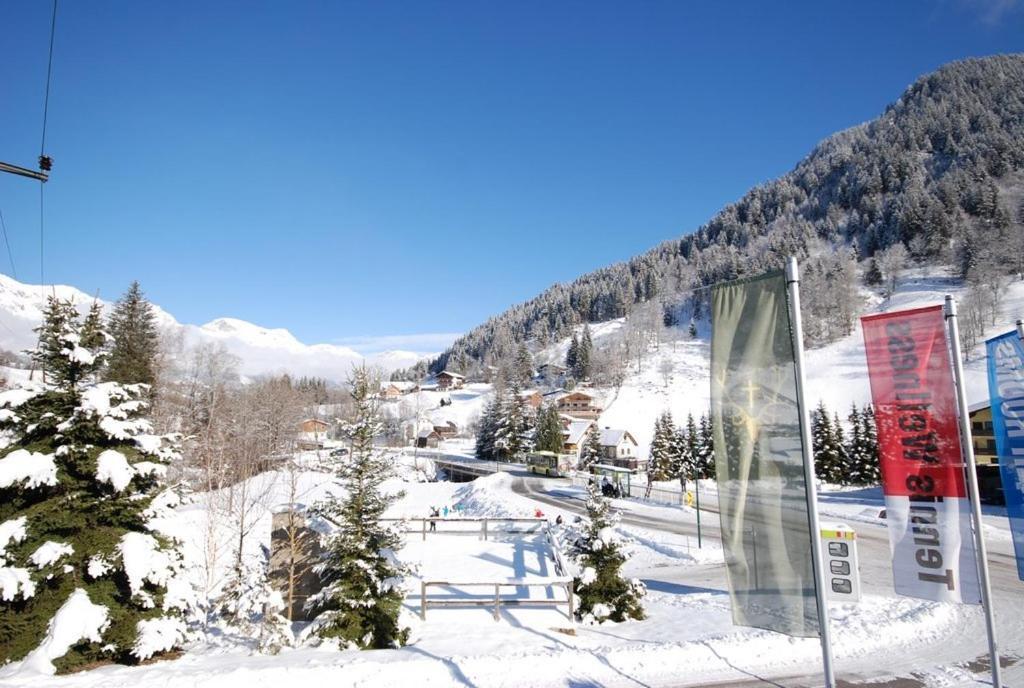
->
[986, 331, 1024, 580]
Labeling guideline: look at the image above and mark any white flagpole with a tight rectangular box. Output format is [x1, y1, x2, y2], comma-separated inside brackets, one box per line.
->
[944, 294, 1002, 688]
[786, 257, 836, 688]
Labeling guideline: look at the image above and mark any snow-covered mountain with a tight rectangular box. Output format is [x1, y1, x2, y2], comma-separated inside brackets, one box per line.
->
[0, 273, 432, 380]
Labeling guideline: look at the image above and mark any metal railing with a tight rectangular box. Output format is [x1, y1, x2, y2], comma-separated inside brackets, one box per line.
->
[381, 517, 548, 541]
[419, 577, 574, 621]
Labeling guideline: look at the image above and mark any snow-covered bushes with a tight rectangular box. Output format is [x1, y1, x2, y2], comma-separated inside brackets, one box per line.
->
[0, 298, 190, 673]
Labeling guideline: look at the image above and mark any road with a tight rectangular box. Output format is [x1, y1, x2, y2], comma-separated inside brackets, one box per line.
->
[511, 475, 1024, 688]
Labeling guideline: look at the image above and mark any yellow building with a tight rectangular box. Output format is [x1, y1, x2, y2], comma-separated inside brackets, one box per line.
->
[969, 402, 1004, 503]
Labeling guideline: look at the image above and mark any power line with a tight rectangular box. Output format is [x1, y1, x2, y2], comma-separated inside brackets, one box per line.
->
[40, 0, 58, 157]
[0, 209, 17, 280]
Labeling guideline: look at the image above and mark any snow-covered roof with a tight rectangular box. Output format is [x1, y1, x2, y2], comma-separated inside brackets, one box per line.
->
[437, 370, 465, 379]
[599, 428, 635, 447]
[563, 420, 593, 445]
[418, 428, 441, 439]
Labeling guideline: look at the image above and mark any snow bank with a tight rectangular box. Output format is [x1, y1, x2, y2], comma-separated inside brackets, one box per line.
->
[96, 449, 134, 491]
[453, 472, 535, 518]
[18, 588, 109, 675]
[0, 449, 57, 489]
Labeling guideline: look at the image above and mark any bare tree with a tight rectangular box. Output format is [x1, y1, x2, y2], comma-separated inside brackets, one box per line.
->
[875, 243, 909, 297]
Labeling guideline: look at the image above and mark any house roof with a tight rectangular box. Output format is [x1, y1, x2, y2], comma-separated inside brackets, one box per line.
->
[559, 391, 594, 402]
[418, 428, 441, 439]
[563, 420, 594, 445]
[301, 418, 329, 426]
[437, 370, 465, 379]
[599, 428, 635, 447]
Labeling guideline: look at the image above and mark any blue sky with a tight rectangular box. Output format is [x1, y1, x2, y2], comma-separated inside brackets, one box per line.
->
[0, 1, 1022, 352]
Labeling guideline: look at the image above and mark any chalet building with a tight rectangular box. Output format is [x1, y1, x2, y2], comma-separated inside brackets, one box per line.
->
[417, 428, 441, 448]
[299, 418, 329, 435]
[436, 370, 465, 391]
[969, 402, 1003, 503]
[599, 428, 644, 471]
[297, 418, 330, 450]
[380, 381, 419, 401]
[521, 390, 544, 410]
[433, 421, 459, 439]
[562, 419, 595, 460]
[537, 363, 567, 381]
[556, 390, 602, 419]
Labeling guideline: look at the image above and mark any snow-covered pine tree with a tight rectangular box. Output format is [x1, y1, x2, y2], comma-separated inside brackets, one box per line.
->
[688, 320, 698, 340]
[104, 281, 160, 390]
[475, 395, 501, 460]
[580, 424, 602, 471]
[533, 404, 564, 454]
[0, 297, 189, 672]
[494, 381, 530, 460]
[576, 325, 593, 380]
[811, 402, 844, 484]
[513, 343, 533, 387]
[672, 413, 698, 493]
[832, 412, 851, 486]
[846, 403, 865, 485]
[694, 413, 715, 479]
[858, 404, 881, 484]
[571, 482, 645, 623]
[565, 334, 579, 373]
[308, 366, 408, 649]
[217, 545, 291, 654]
[648, 412, 676, 482]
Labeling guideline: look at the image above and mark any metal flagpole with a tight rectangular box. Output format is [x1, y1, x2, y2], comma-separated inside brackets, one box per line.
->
[785, 257, 836, 688]
[944, 295, 1002, 688]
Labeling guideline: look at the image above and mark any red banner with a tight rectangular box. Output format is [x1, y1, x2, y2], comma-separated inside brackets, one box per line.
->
[861, 305, 967, 499]
[861, 305, 980, 603]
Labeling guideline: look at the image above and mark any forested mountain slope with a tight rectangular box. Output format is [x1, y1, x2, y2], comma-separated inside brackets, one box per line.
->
[412, 54, 1024, 380]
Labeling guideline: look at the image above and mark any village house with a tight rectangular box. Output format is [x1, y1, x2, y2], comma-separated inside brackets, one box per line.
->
[536, 363, 567, 381]
[380, 381, 420, 401]
[433, 421, 459, 439]
[297, 418, 330, 450]
[521, 390, 544, 410]
[599, 428, 644, 471]
[416, 428, 442, 448]
[436, 370, 465, 391]
[562, 419, 594, 461]
[556, 390, 602, 419]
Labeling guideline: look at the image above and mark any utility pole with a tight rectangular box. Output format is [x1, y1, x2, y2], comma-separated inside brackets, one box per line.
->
[0, 159, 49, 183]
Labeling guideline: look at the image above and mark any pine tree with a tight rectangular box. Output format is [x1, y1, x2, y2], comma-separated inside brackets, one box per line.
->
[846, 403, 865, 485]
[576, 325, 593, 380]
[672, 413, 698, 492]
[832, 412, 850, 485]
[571, 483, 645, 623]
[0, 297, 188, 671]
[648, 412, 676, 482]
[104, 281, 160, 390]
[858, 404, 881, 484]
[812, 402, 844, 484]
[580, 424, 602, 470]
[217, 546, 292, 654]
[688, 321, 698, 339]
[533, 404, 565, 454]
[308, 366, 408, 649]
[565, 334, 579, 374]
[494, 382, 531, 460]
[475, 395, 500, 460]
[513, 343, 534, 387]
[694, 413, 715, 479]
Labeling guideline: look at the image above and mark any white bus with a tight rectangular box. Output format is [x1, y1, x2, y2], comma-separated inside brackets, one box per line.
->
[525, 451, 575, 477]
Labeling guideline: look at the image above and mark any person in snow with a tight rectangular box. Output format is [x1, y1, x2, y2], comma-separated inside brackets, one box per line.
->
[534, 507, 544, 518]
[555, 514, 564, 526]
[442, 505, 449, 517]
[429, 507, 439, 532]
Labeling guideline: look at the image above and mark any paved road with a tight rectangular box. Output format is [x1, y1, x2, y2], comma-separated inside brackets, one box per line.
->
[511, 475, 1024, 688]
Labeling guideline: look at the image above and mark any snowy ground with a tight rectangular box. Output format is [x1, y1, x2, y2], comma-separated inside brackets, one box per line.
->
[5, 465, 1022, 688]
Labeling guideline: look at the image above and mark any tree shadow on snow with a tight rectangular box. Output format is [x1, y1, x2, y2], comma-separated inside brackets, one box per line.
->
[641, 580, 726, 597]
[404, 646, 478, 688]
